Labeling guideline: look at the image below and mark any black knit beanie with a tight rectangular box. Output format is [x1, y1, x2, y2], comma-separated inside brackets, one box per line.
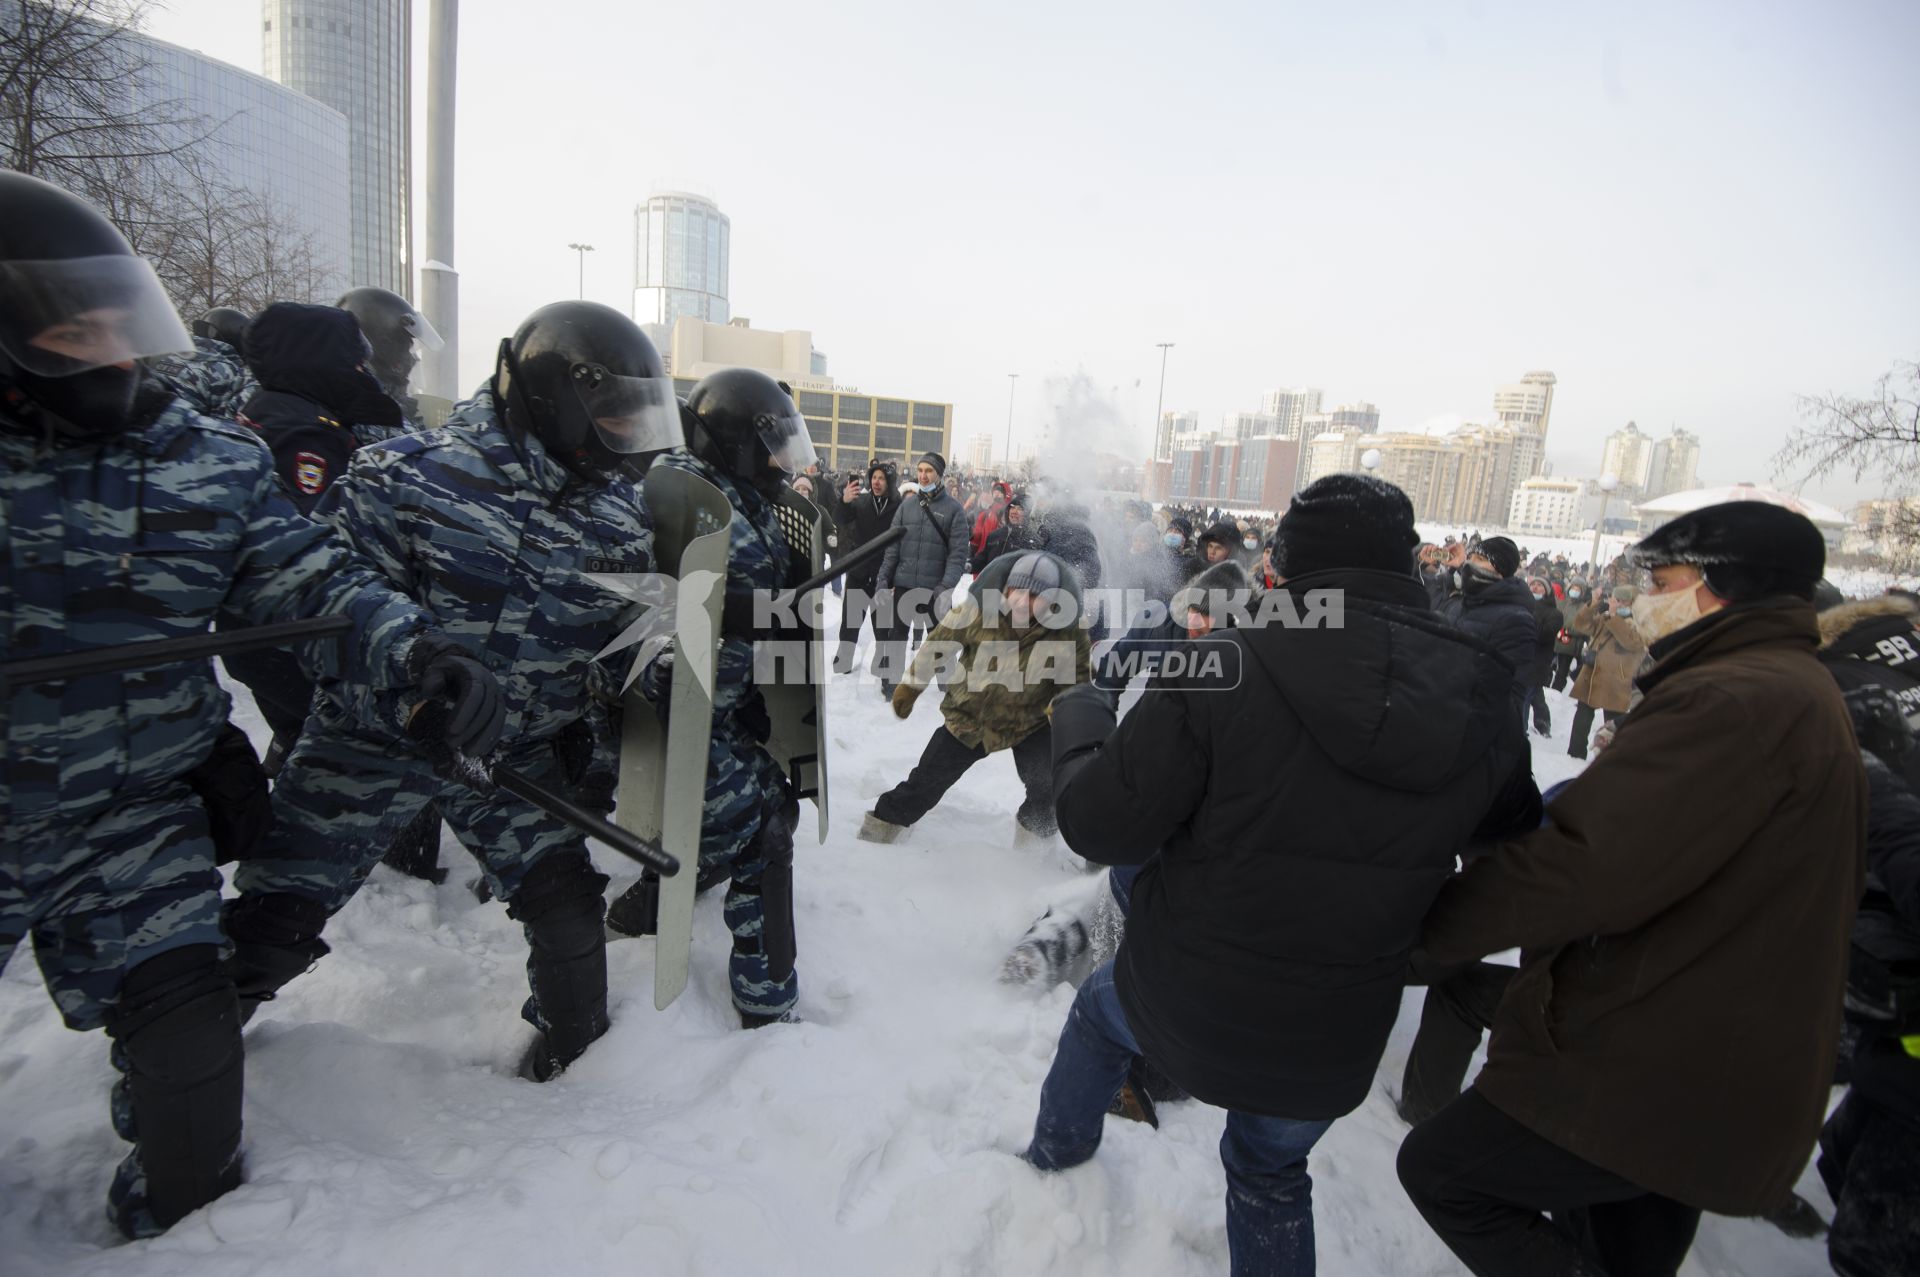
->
[1275, 474, 1419, 579]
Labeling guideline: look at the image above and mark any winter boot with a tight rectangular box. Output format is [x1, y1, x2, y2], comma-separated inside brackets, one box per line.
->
[222, 893, 331, 1025]
[858, 812, 907, 844]
[1000, 908, 1092, 987]
[509, 854, 612, 1082]
[379, 804, 448, 885]
[739, 1007, 801, 1030]
[605, 872, 661, 938]
[103, 945, 246, 1239]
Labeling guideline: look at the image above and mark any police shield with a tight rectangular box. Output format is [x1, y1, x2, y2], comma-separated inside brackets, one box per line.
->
[598, 465, 730, 1011]
[766, 488, 831, 842]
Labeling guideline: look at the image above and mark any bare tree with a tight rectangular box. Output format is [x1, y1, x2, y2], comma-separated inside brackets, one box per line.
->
[1775, 357, 1920, 564]
[3, 1, 340, 313]
[0, 0, 213, 200]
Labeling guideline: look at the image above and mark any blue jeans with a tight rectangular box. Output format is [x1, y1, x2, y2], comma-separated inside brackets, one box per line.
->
[1025, 961, 1335, 1276]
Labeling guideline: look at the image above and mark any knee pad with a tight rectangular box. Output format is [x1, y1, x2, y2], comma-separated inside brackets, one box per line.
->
[509, 854, 610, 952]
[740, 807, 798, 983]
[104, 945, 244, 1230]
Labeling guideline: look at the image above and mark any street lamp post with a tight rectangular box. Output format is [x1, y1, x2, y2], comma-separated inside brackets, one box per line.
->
[1152, 342, 1174, 458]
[567, 242, 595, 299]
[1003, 373, 1018, 473]
[1589, 473, 1620, 573]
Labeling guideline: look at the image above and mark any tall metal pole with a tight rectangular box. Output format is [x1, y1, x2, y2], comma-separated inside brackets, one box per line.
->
[1589, 474, 1618, 573]
[417, 0, 459, 408]
[1152, 342, 1174, 459]
[568, 242, 594, 299]
[1002, 373, 1018, 472]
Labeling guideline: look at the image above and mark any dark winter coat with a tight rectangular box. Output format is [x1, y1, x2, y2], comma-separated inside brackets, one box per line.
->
[1037, 505, 1103, 592]
[833, 481, 900, 591]
[1050, 568, 1523, 1119]
[1847, 751, 1920, 1127]
[1430, 570, 1536, 711]
[240, 303, 403, 515]
[1820, 596, 1920, 790]
[971, 511, 1043, 575]
[1421, 599, 1868, 1215]
[1529, 592, 1563, 687]
[875, 485, 969, 597]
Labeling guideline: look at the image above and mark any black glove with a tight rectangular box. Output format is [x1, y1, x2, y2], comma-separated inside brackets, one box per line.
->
[184, 722, 274, 865]
[407, 634, 506, 756]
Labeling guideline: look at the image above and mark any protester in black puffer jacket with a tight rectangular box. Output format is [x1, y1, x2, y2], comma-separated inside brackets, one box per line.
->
[1022, 474, 1528, 1273]
[1820, 594, 1920, 791]
[1427, 535, 1537, 718]
[832, 459, 900, 674]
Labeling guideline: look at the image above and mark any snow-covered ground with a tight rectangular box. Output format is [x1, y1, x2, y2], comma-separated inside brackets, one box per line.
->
[1, 637, 1836, 1274]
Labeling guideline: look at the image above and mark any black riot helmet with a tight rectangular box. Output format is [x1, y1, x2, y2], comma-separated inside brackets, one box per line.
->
[335, 286, 441, 398]
[491, 300, 681, 482]
[192, 306, 251, 351]
[0, 169, 191, 440]
[683, 367, 817, 499]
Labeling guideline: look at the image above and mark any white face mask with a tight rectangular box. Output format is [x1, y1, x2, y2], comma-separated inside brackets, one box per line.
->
[1629, 586, 1705, 645]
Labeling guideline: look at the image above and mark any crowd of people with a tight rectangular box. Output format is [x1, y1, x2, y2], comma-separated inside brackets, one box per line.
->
[4, 165, 1916, 1277]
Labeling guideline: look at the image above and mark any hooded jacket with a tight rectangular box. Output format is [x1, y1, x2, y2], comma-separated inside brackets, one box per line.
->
[1049, 568, 1521, 1118]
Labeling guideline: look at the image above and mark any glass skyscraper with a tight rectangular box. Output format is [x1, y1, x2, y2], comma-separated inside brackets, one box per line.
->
[126, 30, 352, 295]
[262, 0, 412, 298]
[633, 192, 731, 328]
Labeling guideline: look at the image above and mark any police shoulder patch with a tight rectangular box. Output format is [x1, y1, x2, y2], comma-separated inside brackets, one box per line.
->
[294, 451, 328, 495]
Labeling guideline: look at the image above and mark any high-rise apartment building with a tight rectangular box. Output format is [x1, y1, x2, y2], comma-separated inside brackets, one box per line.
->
[1223, 411, 1280, 440]
[263, 0, 412, 297]
[1645, 428, 1702, 499]
[1260, 387, 1323, 439]
[1492, 371, 1557, 440]
[1600, 421, 1656, 494]
[633, 192, 730, 330]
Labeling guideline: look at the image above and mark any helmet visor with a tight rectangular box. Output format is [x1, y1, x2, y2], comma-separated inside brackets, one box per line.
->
[0, 256, 191, 376]
[571, 366, 682, 455]
[402, 304, 445, 354]
[757, 405, 817, 476]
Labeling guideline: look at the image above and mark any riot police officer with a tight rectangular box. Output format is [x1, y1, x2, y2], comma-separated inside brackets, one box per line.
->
[0, 170, 501, 1238]
[606, 367, 813, 1028]
[229, 301, 677, 1082]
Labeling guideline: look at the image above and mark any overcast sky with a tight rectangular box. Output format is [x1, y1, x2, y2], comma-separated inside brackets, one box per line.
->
[146, 0, 1918, 509]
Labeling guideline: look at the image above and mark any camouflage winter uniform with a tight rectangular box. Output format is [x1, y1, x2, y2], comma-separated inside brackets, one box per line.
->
[233, 389, 652, 948]
[0, 393, 434, 1031]
[638, 449, 800, 1017]
[145, 337, 257, 422]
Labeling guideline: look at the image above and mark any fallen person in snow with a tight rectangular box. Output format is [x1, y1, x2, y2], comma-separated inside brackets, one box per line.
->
[858, 551, 1090, 846]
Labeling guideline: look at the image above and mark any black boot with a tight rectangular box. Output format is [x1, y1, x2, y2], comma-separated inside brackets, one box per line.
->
[380, 804, 448, 885]
[605, 872, 660, 938]
[222, 893, 331, 1024]
[103, 945, 245, 1239]
[509, 854, 612, 1081]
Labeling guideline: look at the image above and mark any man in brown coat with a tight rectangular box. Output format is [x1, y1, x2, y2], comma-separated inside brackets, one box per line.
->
[1398, 502, 1868, 1277]
[1567, 585, 1649, 759]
